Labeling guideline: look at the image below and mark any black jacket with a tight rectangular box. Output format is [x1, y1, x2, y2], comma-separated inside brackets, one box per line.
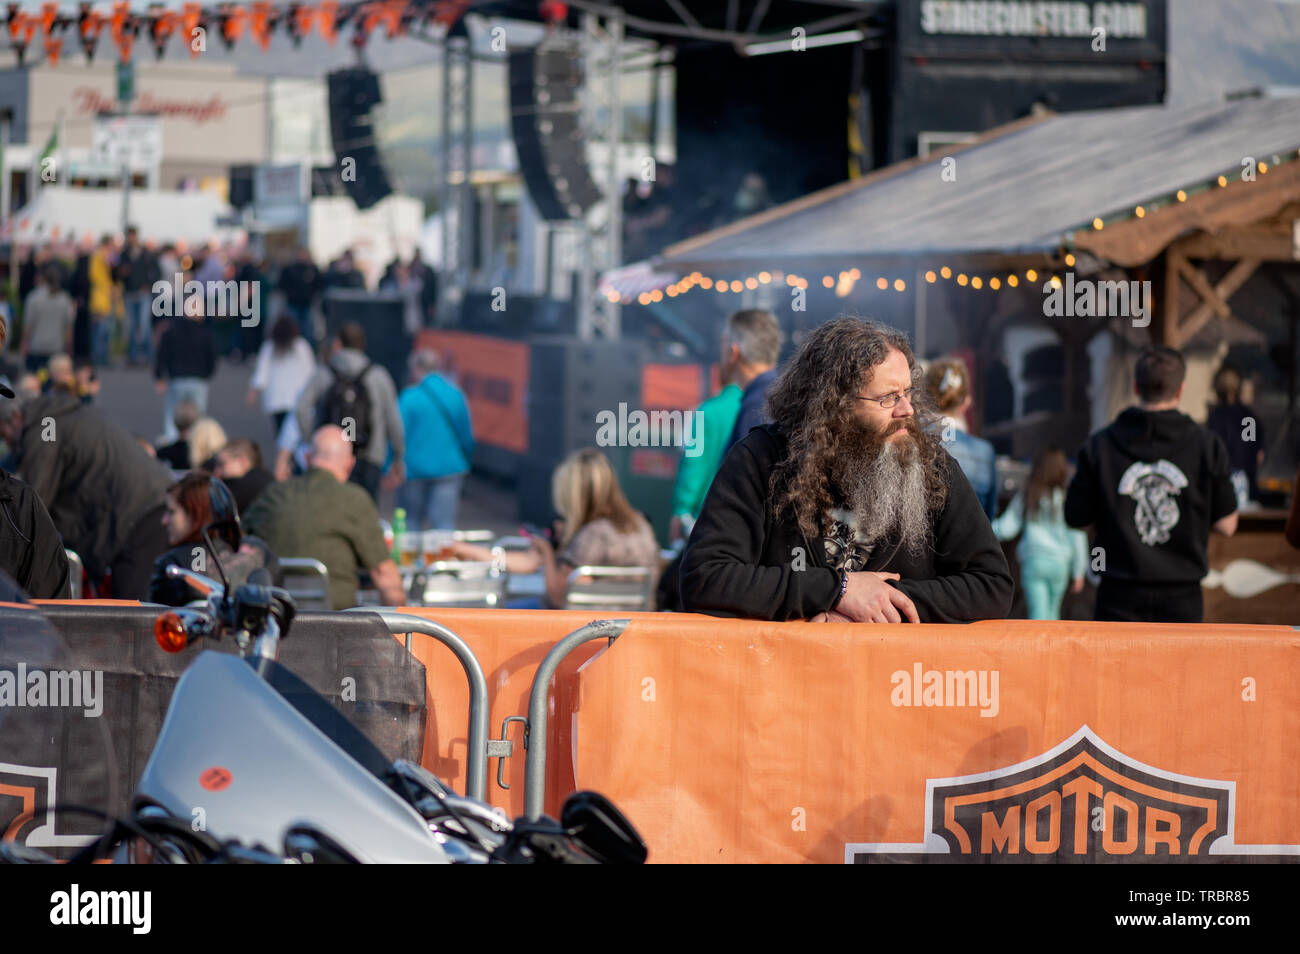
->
[155, 318, 216, 381]
[278, 261, 321, 307]
[1065, 407, 1237, 584]
[224, 467, 275, 515]
[115, 245, 160, 293]
[148, 536, 280, 606]
[17, 393, 173, 580]
[680, 425, 1014, 623]
[0, 469, 71, 599]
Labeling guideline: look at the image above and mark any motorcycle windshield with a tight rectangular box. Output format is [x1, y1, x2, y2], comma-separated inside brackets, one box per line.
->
[0, 601, 117, 860]
[262, 659, 397, 783]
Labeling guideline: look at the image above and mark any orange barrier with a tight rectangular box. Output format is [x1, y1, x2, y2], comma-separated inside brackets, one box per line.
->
[566, 616, 1300, 863]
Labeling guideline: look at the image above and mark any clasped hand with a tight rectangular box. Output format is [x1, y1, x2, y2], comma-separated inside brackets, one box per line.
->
[809, 571, 918, 624]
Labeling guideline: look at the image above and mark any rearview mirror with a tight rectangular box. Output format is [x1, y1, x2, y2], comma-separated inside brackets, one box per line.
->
[560, 791, 647, 864]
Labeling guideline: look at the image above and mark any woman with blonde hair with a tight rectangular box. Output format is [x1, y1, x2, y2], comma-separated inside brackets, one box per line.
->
[453, 447, 660, 608]
[924, 357, 998, 519]
[188, 417, 228, 471]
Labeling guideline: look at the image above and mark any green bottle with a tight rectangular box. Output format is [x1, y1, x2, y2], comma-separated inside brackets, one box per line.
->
[392, 507, 407, 563]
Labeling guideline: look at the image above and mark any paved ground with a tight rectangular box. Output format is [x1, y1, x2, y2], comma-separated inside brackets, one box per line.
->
[94, 357, 520, 536]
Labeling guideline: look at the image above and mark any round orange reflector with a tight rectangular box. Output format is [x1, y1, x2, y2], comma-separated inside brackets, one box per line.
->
[155, 613, 189, 653]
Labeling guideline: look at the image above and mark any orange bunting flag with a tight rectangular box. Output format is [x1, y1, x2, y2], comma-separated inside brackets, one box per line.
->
[81, 10, 104, 39]
[318, 1, 340, 44]
[40, 2, 58, 36]
[294, 3, 316, 40]
[117, 31, 133, 63]
[180, 2, 202, 57]
[10, 13, 37, 47]
[44, 35, 61, 66]
[249, 1, 273, 50]
[225, 4, 249, 45]
[110, 1, 129, 44]
[380, 0, 405, 38]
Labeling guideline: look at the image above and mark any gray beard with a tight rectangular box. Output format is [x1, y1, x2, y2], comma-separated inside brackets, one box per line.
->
[837, 438, 934, 556]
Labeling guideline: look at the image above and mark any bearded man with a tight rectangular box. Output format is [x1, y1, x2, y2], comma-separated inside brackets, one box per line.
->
[679, 317, 1013, 623]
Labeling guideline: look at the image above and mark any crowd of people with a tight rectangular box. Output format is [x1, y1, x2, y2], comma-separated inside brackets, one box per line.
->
[0, 234, 440, 376]
[0, 229, 471, 611]
[0, 231, 1277, 625]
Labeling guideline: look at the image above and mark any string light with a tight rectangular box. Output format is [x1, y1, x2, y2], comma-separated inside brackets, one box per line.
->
[758, 271, 772, 283]
[1176, 190, 1187, 202]
[1007, 275, 1019, 288]
[1134, 206, 1145, 218]
[989, 277, 1000, 290]
[1064, 253, 1075, 267]
[876, 277, 888, 290]
[1092, 218, 1104, 230]
[957, 273, 968, 286]
[971, 276, 982, 290]
[940, 266, 952, 279]
[1026, 269, 1037, 282]
[1217, 175, 1228, 187]
[823, 276, 834, 288]
[925, 270, 937, 283]
[894, 279, 906, 292]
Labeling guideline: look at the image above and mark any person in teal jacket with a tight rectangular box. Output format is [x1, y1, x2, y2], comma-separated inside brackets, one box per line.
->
[397, 349, 474, 530]
[668, 379, 743, 544]
[991, 446, 1089, 620]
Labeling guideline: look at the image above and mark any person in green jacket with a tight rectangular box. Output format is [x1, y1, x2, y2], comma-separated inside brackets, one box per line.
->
[668, 376, 743, 545]
[991, 446, 1089, 620]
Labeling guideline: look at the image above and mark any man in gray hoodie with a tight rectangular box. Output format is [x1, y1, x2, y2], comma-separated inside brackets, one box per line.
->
[294, 322, 404, 502]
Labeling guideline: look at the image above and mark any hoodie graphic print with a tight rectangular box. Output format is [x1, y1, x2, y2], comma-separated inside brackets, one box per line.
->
[1118, 459, 1189, 546]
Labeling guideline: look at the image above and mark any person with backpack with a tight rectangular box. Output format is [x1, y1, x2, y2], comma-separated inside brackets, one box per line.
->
[397, 349, 474, 530]
[293, 322, 404, 502]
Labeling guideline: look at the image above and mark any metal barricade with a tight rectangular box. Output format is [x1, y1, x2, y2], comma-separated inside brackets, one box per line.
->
[563, 565, 653, 612]
[64, 549, 84, 599]
[344, 608, 491, 802]
[519, 618, 630, 819]
[278, 557, 332, 610]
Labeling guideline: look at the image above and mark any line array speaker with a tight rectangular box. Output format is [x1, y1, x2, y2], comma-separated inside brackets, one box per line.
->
[327, 68, 393, 211]
[508, 38, 603, 221]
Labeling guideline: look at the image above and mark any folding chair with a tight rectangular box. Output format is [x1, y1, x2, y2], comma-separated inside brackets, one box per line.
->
[278, 557, 332, 611]
[562, 565, 654, 612]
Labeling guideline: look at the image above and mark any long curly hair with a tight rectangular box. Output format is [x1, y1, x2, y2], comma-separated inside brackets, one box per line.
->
[767, 317, 949, 540]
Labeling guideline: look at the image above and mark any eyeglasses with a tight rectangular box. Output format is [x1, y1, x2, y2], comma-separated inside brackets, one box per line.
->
[856, 387, 920, 409]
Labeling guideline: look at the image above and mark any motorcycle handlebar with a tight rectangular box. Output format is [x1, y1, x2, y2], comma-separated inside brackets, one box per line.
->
[164, 564, 225, 599]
